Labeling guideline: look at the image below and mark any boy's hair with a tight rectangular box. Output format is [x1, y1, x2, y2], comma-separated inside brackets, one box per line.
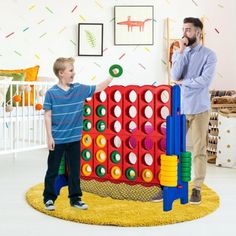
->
[53, 57, 75, 77]
[183, 17, 203, 30]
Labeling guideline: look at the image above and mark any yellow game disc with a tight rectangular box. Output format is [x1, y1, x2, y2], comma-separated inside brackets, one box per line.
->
[111, 166, 122, 179]
[96, 150, 107, 163]
[82, 134, 92, 147]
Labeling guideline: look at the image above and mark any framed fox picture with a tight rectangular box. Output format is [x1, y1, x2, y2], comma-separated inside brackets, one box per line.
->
[114, 5, 154, 45]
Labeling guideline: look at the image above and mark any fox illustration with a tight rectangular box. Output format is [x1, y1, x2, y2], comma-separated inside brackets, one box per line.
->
[117, 16, 152, 32]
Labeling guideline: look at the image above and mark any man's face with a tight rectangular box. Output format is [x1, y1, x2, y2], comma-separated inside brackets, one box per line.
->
[182, 23, 200, 46]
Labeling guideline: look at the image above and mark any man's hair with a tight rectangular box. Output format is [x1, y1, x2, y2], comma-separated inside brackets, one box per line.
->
[53, 57, 75, 77]
[183, 17, 203, 30]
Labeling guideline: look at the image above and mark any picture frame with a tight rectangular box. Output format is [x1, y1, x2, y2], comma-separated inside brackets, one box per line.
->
[78, 23, 103, 56]
[114, 5, 154, 45]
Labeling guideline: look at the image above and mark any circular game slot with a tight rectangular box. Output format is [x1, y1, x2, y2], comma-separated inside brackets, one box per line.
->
[110, 151, 121, 163]
[113, 120, 122, 133]
[82, 134, 92, 147]
[160, 106, 170, 119]
[83, 119, 92, 131]
[113, 136, 122, 148]
[159, 138, 166, 151]
[129, 105, 137, 118]
[113, 90, 122, 102]
[143, 153, 153, 166]
[159, 122, 166, 134]
[96, 150, 107, 163]
[128, 121, 137, 133]
[143, 137, 153, 150]
[125, 167, 137, 181]
[142, 169, 153, 182]
[113, 105, 121, 118]
[144, 106, 153, 119]
[83, 105, 92, 117]
[144, 90, 153, 103]
[128, 90, 137, 103]
[82, 149, 92, 161]
[96, 165, 106, 177]
[96, 120, 106, 132]
[82, 164, 92, 176]
[128, 136, 137, 149]
[128, 152, 137, 165]
[160, 90, 170, 103]
[96, 105, 106, 117]
[111, 166, 122, 179]
[96, 135, 106, 148]
[143, 121, 153, 134]
[99, 91, 107, 102]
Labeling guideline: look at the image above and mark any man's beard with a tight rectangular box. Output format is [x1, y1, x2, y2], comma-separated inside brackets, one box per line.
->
[186, 36, 197, 46]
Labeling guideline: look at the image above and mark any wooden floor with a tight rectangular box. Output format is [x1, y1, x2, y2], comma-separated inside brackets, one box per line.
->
[0, 149, 235, 236]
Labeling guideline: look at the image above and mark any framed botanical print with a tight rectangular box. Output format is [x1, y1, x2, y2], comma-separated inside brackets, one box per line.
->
[114, 5, 154, 45]
[78, 23, 103, 56]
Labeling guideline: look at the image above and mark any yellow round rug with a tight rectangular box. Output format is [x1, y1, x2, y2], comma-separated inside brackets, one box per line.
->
[26, 183, 219, 227]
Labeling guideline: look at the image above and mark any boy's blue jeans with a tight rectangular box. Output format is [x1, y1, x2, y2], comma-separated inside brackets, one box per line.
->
[43, 141, 82, 204]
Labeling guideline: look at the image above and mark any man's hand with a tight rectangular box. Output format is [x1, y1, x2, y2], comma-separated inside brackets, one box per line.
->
[172, 80, 183, 85]
[178, 37, 189, 53]
[47, 137, 55, 151]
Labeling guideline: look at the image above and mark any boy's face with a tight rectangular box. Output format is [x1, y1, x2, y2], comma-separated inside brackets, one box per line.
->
[59, 63, 75, 83]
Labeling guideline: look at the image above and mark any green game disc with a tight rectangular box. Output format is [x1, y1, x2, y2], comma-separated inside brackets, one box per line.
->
[109, 64, 123, 77]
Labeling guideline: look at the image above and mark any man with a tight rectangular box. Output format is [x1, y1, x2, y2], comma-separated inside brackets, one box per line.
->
[171, 17, 217, 204]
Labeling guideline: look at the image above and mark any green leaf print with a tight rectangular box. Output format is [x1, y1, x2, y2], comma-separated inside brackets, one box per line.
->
[85, 30, 96, 48]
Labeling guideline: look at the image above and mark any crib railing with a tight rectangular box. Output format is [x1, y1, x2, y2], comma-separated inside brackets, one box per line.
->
[0, 80, 54, 155]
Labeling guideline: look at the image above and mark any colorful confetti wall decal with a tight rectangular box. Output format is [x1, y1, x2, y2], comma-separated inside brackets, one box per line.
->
[29, 5, 36, 11]
[71, 5, 78, 13]
[39, 33, 47, 38]
[214, 28, 220, 34]
[192, 0, 198, 7]
[23, 27, 29, 32]
[14, 50, 22, 56]
[138, 63, 146, 70]
[58, 27, 66, 34]
[94, 62, 101, 68]
[95, 0, 103, 9]
[38, 19, 45, 24]
[5, 32, 15, 38]
[45, 6, 54, 14]
[70, 40, 76, 46]
[79, 15, 86, 21]
[119, 53, 126, 60]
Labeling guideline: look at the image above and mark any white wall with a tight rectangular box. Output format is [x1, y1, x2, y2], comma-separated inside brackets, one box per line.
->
[0, 0, 235, 89]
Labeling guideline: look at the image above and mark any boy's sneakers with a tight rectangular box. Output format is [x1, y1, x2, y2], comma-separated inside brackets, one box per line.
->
[150, 190, 163, 202]
[44, 200, 55, 211]
[190, 188, 201, 205]
[70, 198, 88, 210]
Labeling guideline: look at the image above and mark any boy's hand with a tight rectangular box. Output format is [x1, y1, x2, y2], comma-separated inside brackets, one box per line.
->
[47, 137, 55, 151]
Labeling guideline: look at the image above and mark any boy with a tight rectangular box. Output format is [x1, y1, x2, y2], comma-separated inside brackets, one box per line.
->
[43, 57, 113, 210]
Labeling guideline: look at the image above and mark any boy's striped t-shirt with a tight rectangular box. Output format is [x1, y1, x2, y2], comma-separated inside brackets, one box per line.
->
[43, 83, 96, 144]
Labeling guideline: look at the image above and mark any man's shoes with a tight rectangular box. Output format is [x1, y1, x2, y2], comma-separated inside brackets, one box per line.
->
[44, 199, 55, 211]
[150, 190, 163, 202]
[190, 188, 201, 205]
[70, 198, 88, 210]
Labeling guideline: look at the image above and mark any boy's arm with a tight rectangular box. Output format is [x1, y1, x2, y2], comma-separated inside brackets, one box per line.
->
[95, 77, 113, 93]
[44, 110, 55, 150]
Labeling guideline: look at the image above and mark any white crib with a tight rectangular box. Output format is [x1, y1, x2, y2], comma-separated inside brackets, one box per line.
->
[0, 80, 54, 155]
